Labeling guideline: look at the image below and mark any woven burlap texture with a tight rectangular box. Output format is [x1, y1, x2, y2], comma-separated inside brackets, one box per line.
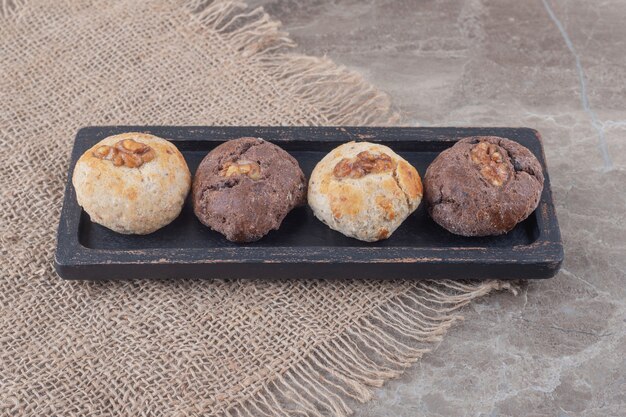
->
[0, 1, 513, 416]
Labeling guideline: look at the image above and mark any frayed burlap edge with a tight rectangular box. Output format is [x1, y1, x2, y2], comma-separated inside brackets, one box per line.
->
[209, 281, 517, 417]
[186, 0, 402, 127]
[1, 1, 513, 415]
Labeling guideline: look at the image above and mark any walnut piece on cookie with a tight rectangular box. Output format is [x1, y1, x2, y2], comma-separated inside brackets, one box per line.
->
[92, 138, 156, 168]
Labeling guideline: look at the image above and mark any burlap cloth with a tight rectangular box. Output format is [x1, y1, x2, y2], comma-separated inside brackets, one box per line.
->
[0, 1, 514, 415]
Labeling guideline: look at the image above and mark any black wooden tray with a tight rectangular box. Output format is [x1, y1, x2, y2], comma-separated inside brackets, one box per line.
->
[55, 126, 563, 280]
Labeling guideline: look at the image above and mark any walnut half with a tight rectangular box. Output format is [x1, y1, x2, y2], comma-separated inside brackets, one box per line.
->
[333, 151, 395, 179]
[93, 139, 156, 168]
[470, 141, 510, 186]
[219, 160, 261, 180]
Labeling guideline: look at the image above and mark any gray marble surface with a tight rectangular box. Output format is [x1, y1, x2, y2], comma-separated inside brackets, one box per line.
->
[250, 0, 626, 415]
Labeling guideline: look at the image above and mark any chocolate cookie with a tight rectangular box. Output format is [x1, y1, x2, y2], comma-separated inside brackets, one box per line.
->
[192, 137, 307, 242]
[424, 136, 544, 236]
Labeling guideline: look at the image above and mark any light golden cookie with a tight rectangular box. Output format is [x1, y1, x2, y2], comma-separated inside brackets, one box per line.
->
[308, 141, 422, 242]
[72, 132, 191, 234]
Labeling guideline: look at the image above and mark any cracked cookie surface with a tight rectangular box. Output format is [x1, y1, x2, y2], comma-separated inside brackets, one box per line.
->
[308, 141, 423, 242]
[192, 137, 307, 243]
[424, 136, 544, 236]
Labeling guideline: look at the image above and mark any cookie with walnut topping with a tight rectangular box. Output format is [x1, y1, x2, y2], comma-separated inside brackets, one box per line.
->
[72, 132, 191, 234]
[308, 141, 423, 242]
[424, 136, 544, 236]
[192, 137, 307, 243]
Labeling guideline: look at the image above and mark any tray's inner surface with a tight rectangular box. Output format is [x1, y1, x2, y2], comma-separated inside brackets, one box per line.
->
[79, 145, 540, 250]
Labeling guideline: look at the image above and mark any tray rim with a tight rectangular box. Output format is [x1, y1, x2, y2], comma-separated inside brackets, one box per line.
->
[55, 126, 563, 279]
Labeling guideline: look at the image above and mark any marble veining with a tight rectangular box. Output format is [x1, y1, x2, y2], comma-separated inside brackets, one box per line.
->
[250, 0, 626, 415]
